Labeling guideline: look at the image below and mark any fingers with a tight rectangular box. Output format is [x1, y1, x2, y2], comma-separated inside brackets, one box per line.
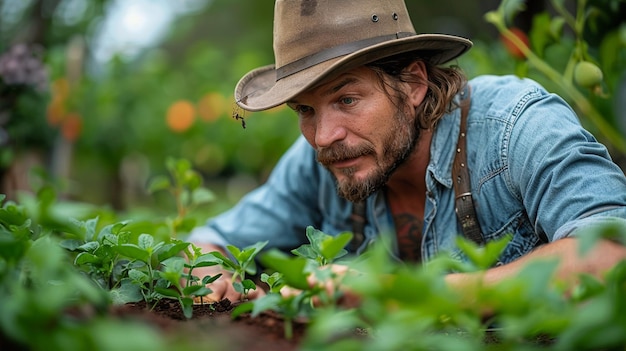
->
[203, 276, 265, 303]
[280, 285, 303, 298]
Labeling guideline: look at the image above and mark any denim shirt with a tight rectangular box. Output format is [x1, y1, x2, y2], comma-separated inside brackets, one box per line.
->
[188, 75, 626, 264]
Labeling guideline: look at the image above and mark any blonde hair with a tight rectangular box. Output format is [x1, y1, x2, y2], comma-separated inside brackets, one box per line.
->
[367, 55, 467, 130]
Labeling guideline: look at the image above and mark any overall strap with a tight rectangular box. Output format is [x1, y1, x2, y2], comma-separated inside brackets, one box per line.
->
[350, 201, 366, 251]
[452, 86, 484, 245]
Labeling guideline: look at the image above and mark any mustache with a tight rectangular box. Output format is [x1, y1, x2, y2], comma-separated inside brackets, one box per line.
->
[316, 143, 375, 166]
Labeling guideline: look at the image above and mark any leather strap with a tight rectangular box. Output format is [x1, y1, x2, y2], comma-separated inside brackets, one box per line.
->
[350, 201, 366, 251]
[452, 86, 484, 245]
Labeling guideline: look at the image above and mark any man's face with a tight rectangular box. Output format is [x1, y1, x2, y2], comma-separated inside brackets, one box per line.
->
[288, 67, 420, 202]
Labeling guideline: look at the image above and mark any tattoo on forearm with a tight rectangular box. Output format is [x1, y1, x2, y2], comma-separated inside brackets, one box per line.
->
[394, 213, 424, 262]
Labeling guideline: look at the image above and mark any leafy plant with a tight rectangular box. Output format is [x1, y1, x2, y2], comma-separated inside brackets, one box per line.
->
[484, 0, 626, 154]
[291, 226, 354, 266]
[111, 233, 190, 305]
[61, 219, 132, 290]
[0, 192, 204, 351]
[299, 223, 626, 351]
[153, 244, 223, 318]
[210, 240, 268, 298]
[232, 226, 354, 339]
[148, 157, 216, 237]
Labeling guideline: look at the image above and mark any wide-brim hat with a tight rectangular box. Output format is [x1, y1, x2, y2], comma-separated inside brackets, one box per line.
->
[235, 0, 473, 112]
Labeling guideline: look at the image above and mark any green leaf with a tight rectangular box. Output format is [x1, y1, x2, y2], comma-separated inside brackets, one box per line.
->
[231, 301, 254, 319]
[251, 293, 283, 317]
[181, 297, 194, 319]
[201, 274, 222, 285]
[193, 252, 222, 267]
[456, 235, 511, 269]
[115, 244, 150, 263]
[155, 287, 181, 299]
[210, 251, 238, 270]
[110, 280, 143, 304]
[147, 175, 171, 194]
[59, 239, 82, 251]
[78, 241, 100, 252]
[74, 252, 101, 265]
[319, 231, 353, 263]
[242, 279, 257, 291]
[261, 272, 285, 293]
[291, 245, 317, 260]
[549, 16, 565, 41]
[173, 217, 197, 233]
[233, 281, 244, 294]
[183, 170, 202, 190]
[128, 269, 150, 283]
[0, 202, 29, 227]
[191, 188, 215, 206]
[570, 273, 605, 301]
[183, 284, 211, 296]
[161, 256, 186, 273]
[500, 0, 526, 24]
[260, 249, 310, 290]
[529, 12, 553, 56]
[156, 241, 190, 262]
[137, 233, 154, 250]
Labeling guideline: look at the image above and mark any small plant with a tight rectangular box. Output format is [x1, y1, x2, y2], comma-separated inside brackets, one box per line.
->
[61, 219, 133, 290]
[111, 233, 191, 305]
[233, 226, 354, 339]
[210, 240, 268, 298]
[291, 226, 354, 266]
[154, 249, 222, 318]
[148, 157, 216, 237]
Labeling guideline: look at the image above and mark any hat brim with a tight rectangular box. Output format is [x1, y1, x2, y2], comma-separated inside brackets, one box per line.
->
[235, 34, 472, 112]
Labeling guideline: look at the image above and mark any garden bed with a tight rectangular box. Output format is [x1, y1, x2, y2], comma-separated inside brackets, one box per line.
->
[110, 299, 306, 351]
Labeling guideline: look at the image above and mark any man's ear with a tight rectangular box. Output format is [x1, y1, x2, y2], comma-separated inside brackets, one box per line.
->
[404, 61, 428, 108]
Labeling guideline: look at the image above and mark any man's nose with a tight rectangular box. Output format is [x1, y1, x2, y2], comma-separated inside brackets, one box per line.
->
[314, 110, 347, 148]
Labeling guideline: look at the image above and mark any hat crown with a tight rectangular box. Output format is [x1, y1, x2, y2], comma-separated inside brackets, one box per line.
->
[273, 0, 416, 71]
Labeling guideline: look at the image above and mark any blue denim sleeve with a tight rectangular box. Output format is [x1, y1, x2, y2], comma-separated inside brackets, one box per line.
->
[187, 136, 323, 250]
[505, 84, 626, 241]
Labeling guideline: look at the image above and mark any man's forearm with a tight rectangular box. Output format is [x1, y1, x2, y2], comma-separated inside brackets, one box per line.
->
[446, 237, 626, 290]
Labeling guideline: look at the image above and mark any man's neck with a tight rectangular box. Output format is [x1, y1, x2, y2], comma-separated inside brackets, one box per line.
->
[385, 129, 432, 200]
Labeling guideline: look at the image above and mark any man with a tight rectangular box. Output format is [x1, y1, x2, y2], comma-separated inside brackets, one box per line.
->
[188, 0, 626, 302]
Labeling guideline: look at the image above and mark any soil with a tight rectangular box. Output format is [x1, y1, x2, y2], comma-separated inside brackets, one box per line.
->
[109, 299, 307, 351]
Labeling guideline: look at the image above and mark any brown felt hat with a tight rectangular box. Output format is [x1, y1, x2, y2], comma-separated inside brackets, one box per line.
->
[235, 0, 472, 112]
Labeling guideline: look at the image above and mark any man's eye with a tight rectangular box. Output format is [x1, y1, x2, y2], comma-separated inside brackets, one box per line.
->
[341, 97, 355, 105]
[297, 105, 312, 114]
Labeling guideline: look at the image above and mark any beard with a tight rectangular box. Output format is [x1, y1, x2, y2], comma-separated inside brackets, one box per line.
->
[316, 107, 420, 203]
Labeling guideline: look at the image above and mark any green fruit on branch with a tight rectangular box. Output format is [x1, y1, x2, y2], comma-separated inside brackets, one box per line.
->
[573, 61, 603, 88]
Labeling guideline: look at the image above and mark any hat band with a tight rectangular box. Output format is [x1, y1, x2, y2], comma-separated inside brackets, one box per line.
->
[275, 32, 414, 81]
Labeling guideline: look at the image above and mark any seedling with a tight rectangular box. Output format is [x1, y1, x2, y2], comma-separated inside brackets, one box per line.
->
[113, 233, 190, 305]
[61, 218, 133, 290]
[210, 240, 268, 298]
[234, 227, 354, 339]
[155, 254, 221, 318]
[291, 226, 353, 266]
[148, 157, 216, 237]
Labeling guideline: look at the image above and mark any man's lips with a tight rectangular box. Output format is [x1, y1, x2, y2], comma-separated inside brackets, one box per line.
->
[330, 156, 362, 169]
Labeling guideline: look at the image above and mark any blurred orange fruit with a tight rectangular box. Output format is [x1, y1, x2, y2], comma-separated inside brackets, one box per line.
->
[197, 92, 226, 122]
[46, 97, 66, 126]
[61, 113, 82, 141]
[500, 27, 529, 60]
[166, 100, 196, 132]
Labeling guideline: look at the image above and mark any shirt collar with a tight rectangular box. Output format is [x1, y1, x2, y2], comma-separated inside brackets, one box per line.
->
[427, 101, 462, 189]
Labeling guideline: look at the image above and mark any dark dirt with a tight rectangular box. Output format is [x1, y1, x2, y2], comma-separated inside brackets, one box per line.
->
[110, 299, 307, 351]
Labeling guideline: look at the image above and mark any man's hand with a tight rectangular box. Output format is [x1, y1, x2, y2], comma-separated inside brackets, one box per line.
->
[187, 243, 266, 303]
[280, 263, 361, 309]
